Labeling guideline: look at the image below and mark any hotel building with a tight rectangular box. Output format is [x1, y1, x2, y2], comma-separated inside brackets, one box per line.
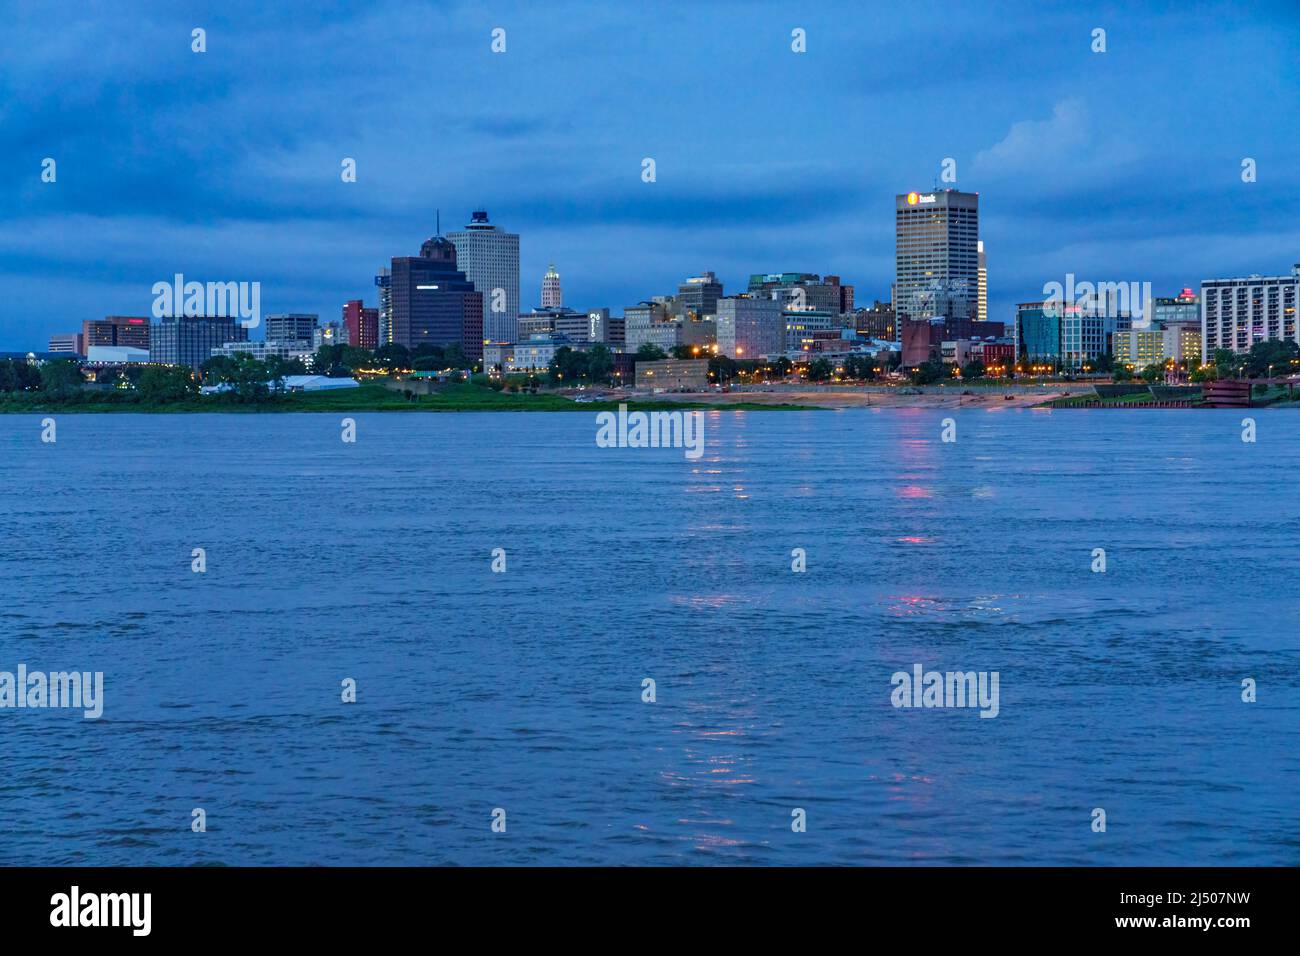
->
[1200, 265, 1300, 360]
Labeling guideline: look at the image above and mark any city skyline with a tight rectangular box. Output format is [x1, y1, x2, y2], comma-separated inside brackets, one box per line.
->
[3, 1, 1299, 350]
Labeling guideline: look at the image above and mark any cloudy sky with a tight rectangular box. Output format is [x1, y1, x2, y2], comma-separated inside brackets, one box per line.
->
[2, 0, 1297, 349]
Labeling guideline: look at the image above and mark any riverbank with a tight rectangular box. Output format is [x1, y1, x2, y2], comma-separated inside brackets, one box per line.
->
[0, 382, 818, 414]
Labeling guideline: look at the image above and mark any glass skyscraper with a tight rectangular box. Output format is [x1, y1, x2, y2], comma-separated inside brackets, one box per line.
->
[390, 236, 483, 359]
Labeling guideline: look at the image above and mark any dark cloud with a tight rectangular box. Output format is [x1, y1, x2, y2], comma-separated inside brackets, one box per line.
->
[0, 0, 1297, 345]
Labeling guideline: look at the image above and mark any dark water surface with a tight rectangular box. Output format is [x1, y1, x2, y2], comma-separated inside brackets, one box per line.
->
[1, 408, 1297, 865]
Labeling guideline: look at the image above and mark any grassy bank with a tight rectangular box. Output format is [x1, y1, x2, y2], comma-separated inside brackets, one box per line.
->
[0, 382, 816, 414]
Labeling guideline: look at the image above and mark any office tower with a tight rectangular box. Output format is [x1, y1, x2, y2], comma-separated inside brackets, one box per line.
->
[977, 241, 987, 323]
[895, 189, 980, 325]
[375, 267, 392, 346]
[678, 271, 724, 318]
[1015, 293, 1124, 370]
[264, 313, 319, 345]
[449, 210, 519, 346]
[785, 309, 838, 352]
[149, 317, 249, 370]
[586, 308, 612, 343]
[390, 235, 484, 359]
[211, 340, 316, 363]
[1112, 328, 1167, 367]
[824, 275, 854, 314]
[83, 316, 150, 351]
[1201, 265, 1300, 360]
[541, 264, 562, 309]
[715, 295, 784, 359]
[855, 300, 897, 341]
[517, 305, 592, 342]
[623, 301, 677, 352]
[747, 273, 841, 312]
[48, 333, 84, 355]
[342, 300, 379, 351]
[1014, 303, 1059, 365]
[313, 321, 348, 348]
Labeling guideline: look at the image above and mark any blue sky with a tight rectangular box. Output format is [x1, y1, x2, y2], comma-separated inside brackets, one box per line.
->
[2, 0, 1297, 348]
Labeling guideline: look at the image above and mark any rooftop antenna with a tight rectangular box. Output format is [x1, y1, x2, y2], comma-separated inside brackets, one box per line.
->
[436, 209, 441, 236]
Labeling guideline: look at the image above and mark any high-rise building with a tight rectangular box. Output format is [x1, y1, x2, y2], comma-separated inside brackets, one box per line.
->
[390, 235, 484, 359]
[375, 267, 393, 346]
[449, 210, 519, 346]
[678, 271, 724, 318]
[895, 189, 980, 325]
[541, 263, 562, 309]
[83, 316, 150, 351]
[149, 317, 249, 370]
[342, 300, 379, 351]
[1201, 265, 1300, 360]
[264, 313, 319, 345]
[715, 295, 784, 359]
[977, 241, 987, 323]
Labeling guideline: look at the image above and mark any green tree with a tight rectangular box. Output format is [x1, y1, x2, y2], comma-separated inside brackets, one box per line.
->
[1244, 339, 1300, 378]
[442, 342, 468, 369]
[708, 354, 737, 385]
[909, 360, 946, 385]
[38, 360, 83, 397]
[227, 353, 272, 400]
[806, 357, 833, 382]
[373, 343, 411, 369]
[960, 359, 986, 380]
[549, 346, 592, 383]
[0, 358, 41, 392]
[137, 365, 198, 402]
[587, 344, 614, 383]
[1139, 363, 1163, 383]
[635, 342, 668, 362]
[1212, 347, 1237, 378]
[842, 354, 877, 380]
[200, 355, 239, 384]
[339, 346, 373, 374]
[265, 355, 308, 381]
